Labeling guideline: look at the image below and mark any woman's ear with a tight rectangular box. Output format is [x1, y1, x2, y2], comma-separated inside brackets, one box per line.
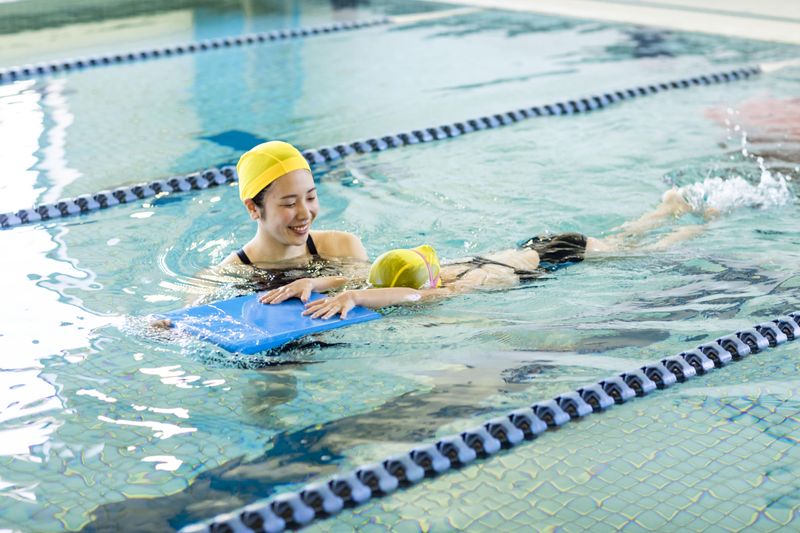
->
[243, 198, 261, 221]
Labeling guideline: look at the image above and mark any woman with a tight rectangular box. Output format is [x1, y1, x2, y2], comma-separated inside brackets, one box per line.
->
[152, 141, 367, 328]
[223, 140, 367, 266]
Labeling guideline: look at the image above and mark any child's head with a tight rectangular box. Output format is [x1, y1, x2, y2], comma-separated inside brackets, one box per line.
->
[369, 245, 441, 289]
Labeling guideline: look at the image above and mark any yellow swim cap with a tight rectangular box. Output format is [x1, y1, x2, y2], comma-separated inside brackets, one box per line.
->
[236, 141, 311, 201]
[369, 245, 442, 289]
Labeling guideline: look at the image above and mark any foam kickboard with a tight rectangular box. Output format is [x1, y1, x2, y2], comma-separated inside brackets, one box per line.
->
[156, 292, 381, 354]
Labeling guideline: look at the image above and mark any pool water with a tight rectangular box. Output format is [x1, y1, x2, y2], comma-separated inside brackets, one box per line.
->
[1, 1, 799, 531]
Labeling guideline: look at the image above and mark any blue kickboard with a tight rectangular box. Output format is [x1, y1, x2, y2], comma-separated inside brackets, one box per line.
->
[156, 292, 381, 354]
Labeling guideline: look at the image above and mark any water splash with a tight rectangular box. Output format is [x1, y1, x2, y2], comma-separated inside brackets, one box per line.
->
[679, 167, 793, 213]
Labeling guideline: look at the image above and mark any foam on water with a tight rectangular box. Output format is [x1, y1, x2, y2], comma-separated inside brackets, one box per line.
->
[679, 167, 793, 213]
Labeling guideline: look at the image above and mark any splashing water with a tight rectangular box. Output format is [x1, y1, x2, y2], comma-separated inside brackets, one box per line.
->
[682, 100, 800, 213]
[679, 116, 794, 213]
[679, 168, 793, 213]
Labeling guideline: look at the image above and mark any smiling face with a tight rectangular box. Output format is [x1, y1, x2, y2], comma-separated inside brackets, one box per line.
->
[247, 168, 319, 247]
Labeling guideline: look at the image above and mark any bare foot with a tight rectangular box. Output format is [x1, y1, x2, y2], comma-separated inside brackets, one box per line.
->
[703, 206, 721, 221]
[660, 188, 692, 217]
[664, 188, 721, 221]
[150, 318, 173, 329]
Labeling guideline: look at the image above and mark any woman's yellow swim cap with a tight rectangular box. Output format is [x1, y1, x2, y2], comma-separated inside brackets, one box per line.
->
[236, 141, 311, 201]
[368, 245, 442, 289]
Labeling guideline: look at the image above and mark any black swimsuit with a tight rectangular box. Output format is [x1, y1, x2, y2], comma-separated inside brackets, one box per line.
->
[452, 256, 543, 282]
[236, 234, 320, 265]
[452, 232, 589, 281]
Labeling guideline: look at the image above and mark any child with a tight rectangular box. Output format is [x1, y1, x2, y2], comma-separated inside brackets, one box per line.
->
[258, 187, 708, 319]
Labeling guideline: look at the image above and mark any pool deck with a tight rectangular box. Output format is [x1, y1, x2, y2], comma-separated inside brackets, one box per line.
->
[423, 0, 800, 45]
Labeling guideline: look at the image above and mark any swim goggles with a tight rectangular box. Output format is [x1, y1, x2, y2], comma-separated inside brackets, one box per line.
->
[411, 249, 440, 289]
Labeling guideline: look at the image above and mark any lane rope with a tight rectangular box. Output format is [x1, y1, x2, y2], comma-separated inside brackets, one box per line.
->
[179, 312, 800, 532]
[0, 65, 761, 230]
[0, 18, 390, 86]
[0, 7, 482, 86]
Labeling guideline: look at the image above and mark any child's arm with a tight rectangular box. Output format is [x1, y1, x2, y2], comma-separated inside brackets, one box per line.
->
[302, 286, 451, 320]
[258, 276, 348, 305]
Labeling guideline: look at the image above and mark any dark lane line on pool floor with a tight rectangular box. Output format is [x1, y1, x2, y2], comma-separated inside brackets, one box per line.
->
[180, 313, 800, 533]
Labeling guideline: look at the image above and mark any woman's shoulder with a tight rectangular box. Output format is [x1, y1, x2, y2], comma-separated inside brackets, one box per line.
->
[311, 230, 367, 260]
[220, 250, 243, 265]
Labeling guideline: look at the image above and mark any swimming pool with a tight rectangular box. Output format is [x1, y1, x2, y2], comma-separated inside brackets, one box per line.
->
[1, 0, 799, 531]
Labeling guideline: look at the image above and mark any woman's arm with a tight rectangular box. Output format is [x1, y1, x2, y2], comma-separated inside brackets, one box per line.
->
[302, 286, 451, 319]
[259, 276, 348, 304]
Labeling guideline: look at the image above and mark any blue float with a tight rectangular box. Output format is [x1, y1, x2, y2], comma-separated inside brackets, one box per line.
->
[156, 292, 381, 354]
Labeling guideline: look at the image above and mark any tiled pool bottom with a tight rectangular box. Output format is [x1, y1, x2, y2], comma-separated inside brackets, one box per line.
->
[306, 343, 800, 532]
[2, 1, 800, 530]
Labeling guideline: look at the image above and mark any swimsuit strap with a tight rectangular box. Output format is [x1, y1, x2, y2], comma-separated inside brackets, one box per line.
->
[238, 235, 318, 266]
[453, 255, 540, 280]
[237, 248, 253, 265]
[306, 234, 319, 258]
[452, 256, 507, 279]
[410, 248, 440, 288]
[472, 256, 516, 269]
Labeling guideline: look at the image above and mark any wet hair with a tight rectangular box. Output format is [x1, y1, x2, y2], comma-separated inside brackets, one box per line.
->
[251, 184, 272, 208]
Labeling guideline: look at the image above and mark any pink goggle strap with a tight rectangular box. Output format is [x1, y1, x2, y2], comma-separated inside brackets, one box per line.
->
[411, 249, 440, 289]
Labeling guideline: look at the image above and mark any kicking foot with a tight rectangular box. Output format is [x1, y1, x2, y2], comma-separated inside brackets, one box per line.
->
[663, 187, 720, 220]
[703, 206, 721, 221]
[660, 188, 692, 217]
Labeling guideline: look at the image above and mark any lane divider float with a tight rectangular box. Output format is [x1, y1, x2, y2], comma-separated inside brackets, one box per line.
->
[179, 312, 800, 532]
[0, 66, 760, 229]
[0, 18, 390, 86]
[298, 66, 760, 166]
[0, 6, 482, 86]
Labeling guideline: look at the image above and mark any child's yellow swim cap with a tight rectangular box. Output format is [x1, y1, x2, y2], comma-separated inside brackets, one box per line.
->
[237, 141, 311, 201]
[368, 245, 442, 289]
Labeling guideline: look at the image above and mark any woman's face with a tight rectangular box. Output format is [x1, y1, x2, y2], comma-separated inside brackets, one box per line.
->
[253, 169, 319, 246]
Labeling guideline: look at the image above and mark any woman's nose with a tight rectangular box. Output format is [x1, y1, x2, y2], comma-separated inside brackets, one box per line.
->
[296, 201, 310, 219]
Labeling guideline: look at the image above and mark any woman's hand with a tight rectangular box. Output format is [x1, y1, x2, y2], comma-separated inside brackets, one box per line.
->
[150, 318, 173, 329]
[302, 291, 357, 320]
[259, 279, 315, 304]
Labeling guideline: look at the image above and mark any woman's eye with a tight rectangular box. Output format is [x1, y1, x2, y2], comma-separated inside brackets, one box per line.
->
[282, 203, 295, 208]
[307, 196, 317, 202]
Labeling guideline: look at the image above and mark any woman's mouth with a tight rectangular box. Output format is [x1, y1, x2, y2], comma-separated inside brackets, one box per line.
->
[289, 223, 310, 235]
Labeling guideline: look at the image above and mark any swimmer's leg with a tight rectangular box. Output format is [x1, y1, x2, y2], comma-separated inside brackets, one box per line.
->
[613, 188, 693, 237]
[584, 235, 621, 253]
[586, 223, 706, 254]
[586, 188, 715, 253]
[643, 224, 707, 251]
